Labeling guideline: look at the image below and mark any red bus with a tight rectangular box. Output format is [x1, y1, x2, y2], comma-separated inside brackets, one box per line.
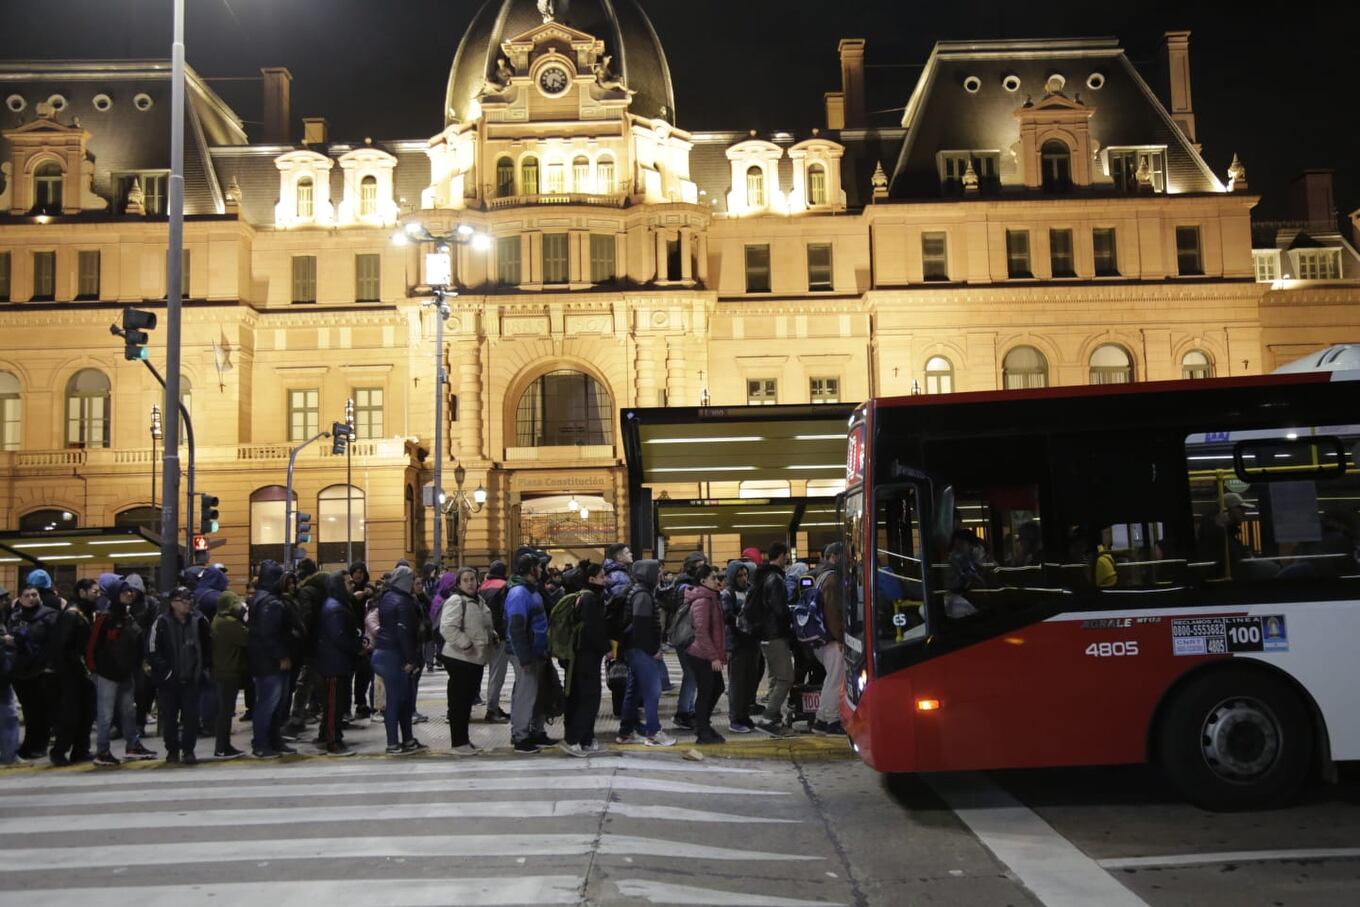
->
[838, 371, 1360, 809]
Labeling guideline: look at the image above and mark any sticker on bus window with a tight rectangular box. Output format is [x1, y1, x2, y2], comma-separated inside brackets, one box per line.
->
[1171, 615, 1288, 656]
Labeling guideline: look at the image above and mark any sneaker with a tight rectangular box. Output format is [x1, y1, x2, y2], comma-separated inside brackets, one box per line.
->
[275, 743, 298, 756]
[401, 739, 428, 753]
[214, 747, 245, 760]
[697, 731, 727, 745]
[615, 732, 643, 745]
[164, 751, 181, 764]
[645, 731, 677, 747]
[754, 719, 791, 737]
[530, 733, 559, 748]
[70, 750, 93, 764]
[412, 712, 429, 724]
[812, 719, 846, 736]
[450, 744, 478, 756]
[325, 744, 357, 757]
[279, 731, 300, 743]
[671, 713, 695, 731]
[93, 751, 121, 767]
[48, 751, 71, 767]
[240, 709, 253, 721]
[181, 752, 198, 766]
[124, 742, 157, 761]
[354, 706, 373, 719]
[585, 740, 602, 753]
[483, 711, 509, 724]
[471, 696, 485, 706]
[513, 740, 541, 755]
[559, 741, 589, 758]
[748, 703, 766, 716]
[728, 721, 756, 734]
[385, 744, 409, 756]
[251, 748, 280, 760]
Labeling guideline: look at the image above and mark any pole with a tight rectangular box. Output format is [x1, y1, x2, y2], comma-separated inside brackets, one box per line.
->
[158, 0, 186, 596]
[346, 398, 354, 565]
[143, 360, 193, 582]
[150, 424, 157, 510]
[284, 430, 329, 570]
[432, 289, 446, 574]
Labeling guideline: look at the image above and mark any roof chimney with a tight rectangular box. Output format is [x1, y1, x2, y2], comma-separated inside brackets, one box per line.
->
[838, 39, 866, 129]
[302, 117, 329, 146]
[1289, 170, 1337, 229]
[824, 92, 845, 131]
[1158, 32, 1197, 148]
[261, 67, 293, 144]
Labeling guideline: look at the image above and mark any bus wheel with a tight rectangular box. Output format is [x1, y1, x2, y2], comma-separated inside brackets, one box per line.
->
[1157, 668, 1312, 811]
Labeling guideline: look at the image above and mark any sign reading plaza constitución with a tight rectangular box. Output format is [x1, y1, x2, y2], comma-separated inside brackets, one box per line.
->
[1171, 614, 1289, 656]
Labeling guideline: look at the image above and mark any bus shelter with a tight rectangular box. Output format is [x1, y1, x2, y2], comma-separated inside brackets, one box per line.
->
[621, 403, 854, 561]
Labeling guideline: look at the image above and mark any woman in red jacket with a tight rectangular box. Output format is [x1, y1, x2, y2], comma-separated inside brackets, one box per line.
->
[682, 565, 728, 745]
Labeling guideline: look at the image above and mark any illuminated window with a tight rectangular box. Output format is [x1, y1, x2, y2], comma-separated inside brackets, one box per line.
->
[925, 356, 953, 394]
[573, 156, 590, 191]
[496, 235, 521, 286]
[495, 157, 515, 196]
[353, 387, 384, 439]
[807, 163, 827, 206]
[545, 162, 564, 194]
[292, 255, 317, 303]
[590, 234, 616, 284]
[115, 173, 166, 214]
[1252, 251, 1279, 283]
[1006, 230, 1031, 278]
[809, 377, 840, 403]
[744, 244, 771, 292]
[922, 232, 948, 281]
[746, 166, 765, 208]
[521, 157, 539, 195]
[0, 371, 21, 450]
[1049, 228, 1075, 277]
[1040, 140, 1071, 192]
[1003, 346, 1048, 390]
[34, 162, 62, 214]
[250, 485, 295, 571]
[747, 378, 778, 405]
[32, 251, 55, 300]
[1176, 226, 1203, 276]
[1089, 344, 1133, 385]
[514, 370, 612, 447]
[65, 368, 110, 448]
[1109, 149, 1166, 193]
[1181, 350, 1213, 380]
[542, 233, 568, 284]
[318, 485, 366, 567]
[358, 175, 378, 216]
[597, 157, 616, 194]
[288, 388, 319, 441]
[1296, 249, 1341, 280]
[807, 243, 833, 291]
[355, 253, 381, 302]
[77, 250, 100, 299]
[296, 177, 314, 218]
[1094, 228, 1119, 276]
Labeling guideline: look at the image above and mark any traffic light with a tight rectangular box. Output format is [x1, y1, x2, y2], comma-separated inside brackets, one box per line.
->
[331, 421, 355, 455]
[122, 307, 157, 361]
[199, 494, 220, 534]
[295, 511, 313, 545]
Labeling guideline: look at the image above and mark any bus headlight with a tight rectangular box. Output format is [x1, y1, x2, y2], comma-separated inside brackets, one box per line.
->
[855, 670, 868, 694]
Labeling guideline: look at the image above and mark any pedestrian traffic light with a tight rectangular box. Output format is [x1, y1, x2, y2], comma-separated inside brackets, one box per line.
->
[331, 421, 355, 455]
[295, 511, 313, 545]
[121, 307, 157, 361]
[199, 494, 220, 534]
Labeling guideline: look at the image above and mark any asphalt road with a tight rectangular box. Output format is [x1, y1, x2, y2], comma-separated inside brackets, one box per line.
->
[2, 747, 1357, 905]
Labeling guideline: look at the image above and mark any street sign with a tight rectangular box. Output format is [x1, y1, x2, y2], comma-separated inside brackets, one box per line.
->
[424, 251, 452, 287]
[192, 534, 209, 552]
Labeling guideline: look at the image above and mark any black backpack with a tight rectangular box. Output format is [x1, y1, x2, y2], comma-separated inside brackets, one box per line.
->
[738, 573, 767, 637]
[606, 585, 641, 643]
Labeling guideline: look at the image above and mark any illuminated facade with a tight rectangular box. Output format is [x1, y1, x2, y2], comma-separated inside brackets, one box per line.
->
[1, 1, 1358, 581]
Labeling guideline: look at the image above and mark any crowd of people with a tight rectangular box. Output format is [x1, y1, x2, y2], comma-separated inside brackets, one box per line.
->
[0, 539, 847, 766]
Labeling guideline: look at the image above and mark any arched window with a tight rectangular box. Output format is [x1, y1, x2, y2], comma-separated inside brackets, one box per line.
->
[1089, 344, 1133, 385]
[115, 506, 162, 534]
[596, 156, 616, 194]
[20, 508, 78, 591]
[514, 369, 612, 448]
[65, 368, 110, 448]
[807, 163, 827, 206]
[358, 175, 378, 217]
[1182, 349, 1214, 380]
[296, 176, 314, 218]
[1003, 346, 1049, 390]
[318, 484, 365, 567]
[0, 371, 20, 450]
[572, 156, 590, 192]
[34, 162, 63, 214]
[1040, 140, 1071, 192]
[249, 485, 295, 570]
[746, 165, 765, 208]
[521, 156, 539, 195]
[495, 157, 515, 197]
[925, 356, 954, 394]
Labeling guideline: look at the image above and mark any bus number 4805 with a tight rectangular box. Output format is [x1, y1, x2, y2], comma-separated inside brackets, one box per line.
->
[1085, 641, 1140, 657]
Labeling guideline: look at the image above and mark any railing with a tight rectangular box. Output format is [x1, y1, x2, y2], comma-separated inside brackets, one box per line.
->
[486, 193, 629, 210]
[0, 439, 408, 471]
[15, 450, 87, 467]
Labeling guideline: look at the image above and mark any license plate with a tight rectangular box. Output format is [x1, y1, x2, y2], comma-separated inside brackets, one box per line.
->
[802, 691, 821, 713]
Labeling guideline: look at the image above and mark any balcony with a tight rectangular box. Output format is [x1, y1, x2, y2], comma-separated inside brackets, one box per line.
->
[0, 438, 415, 474]
[486, 192, 629, 211]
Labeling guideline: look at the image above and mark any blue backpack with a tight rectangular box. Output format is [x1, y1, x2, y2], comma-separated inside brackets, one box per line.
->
[792, 573, 832, 646]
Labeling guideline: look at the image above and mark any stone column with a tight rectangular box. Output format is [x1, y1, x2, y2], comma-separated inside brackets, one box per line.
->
[695, 232, 709, 284]
[456, 337, 483, 462]
[666, 335, 688, 406]
[680, 228, 693, 282]
[654, 229, 668, 282]
[635, 335, 658, 408]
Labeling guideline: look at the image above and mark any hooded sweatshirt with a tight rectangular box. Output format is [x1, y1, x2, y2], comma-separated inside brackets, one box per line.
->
[247, 560, 292, 676]
[192, 567, 229, 622]
[375, 565, 420, 665]
[86, 594, 144, 682]
[684, 582, 726, 665]
[477, 573, 508, 639]
[504, 573, 547, 661]
[210, 592, 249, 683]
[318, 571, 363, 677]
[624, 559, 663, 656]
[431, 571, 459, 625]
[721, 560, 755, 651]
[95, 572, 122, 613]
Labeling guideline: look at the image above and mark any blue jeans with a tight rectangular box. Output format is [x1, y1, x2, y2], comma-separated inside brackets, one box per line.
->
[677, 651, 697, 715]
[372, 649, 413, 747]
[620, 648, 662, 737]
[0, 685, 18, 763]
[251, 671, 287, 752]
[94, 674, 141, 754]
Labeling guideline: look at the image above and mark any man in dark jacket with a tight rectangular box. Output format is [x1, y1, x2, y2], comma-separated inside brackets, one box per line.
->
[616, 559, 674, 747]
[348, 561, 375, 718]
[7, 583, 58, 759]
[373, 564, 423, 754]
[722, 560, 760, 733]
[750, 542, 795, 736]
[147, 586, 212, 765]
[47, 578, 98, 764]
[477, 560, 510, 722]
[247, 560, 294, 759]
[505, 552, 551, 753]
[561, 562, 610, 755]
[316, 570, 363, 756]
[88, 580, 157, 766]
[283, 562, 327, 737]
[190, 566, 229, 739]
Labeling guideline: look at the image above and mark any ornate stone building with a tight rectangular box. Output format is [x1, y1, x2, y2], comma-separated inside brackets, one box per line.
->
[0, 0, 1356, 584]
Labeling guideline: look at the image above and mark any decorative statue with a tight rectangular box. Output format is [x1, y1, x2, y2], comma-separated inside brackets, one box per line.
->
[1227, 153, 1248, 192]
[496, 57, 514, 84]
[962, 159, 979, 193]
[537, 0, 555, 22]
[593, 54, 632, 95]
[224, 176, 243, 206]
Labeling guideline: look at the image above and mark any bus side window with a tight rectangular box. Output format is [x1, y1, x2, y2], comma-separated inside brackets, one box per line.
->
[874, 487, 927, 648]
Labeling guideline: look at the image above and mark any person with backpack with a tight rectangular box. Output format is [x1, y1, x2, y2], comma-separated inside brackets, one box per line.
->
[7, 583, 58, 760]
[88, 580, 158, 766]
[317, 570, 364, 757]
[282, 560, 325, 739]
[209, 591, 248, 759]
[721, 561, 759, 734]
[506, 553, 552, 754]
[663, 551, 706, 730]
[555, 561, 609, 757]
[146, 586, 212, 765]
[809, 542, 847, 735]
[615, 559, 675, 747]
[747, 542, 796, 737]
[477, 560, 510, 723]
[247, 560, 295, 759]
[439, 567, 492, 755]
[682, 565, 728, 745]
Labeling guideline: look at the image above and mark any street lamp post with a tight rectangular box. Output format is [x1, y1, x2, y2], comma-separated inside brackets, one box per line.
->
[448, 461, 487, 567]
[393, 221, 490, 572]
[345, 397, 355, 566]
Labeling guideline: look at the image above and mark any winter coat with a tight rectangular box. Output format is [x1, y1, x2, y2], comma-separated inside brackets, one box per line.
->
[504, 577, 548, 661]
[7, 603, 57, 678]
[247, 561, 293, 676]
[477, 577, 508, 638]
[294, 570, 329, 656]
[440, 591, 494, 665]
[601, 558, 632, 604]
[576, 587, 610, 657]
[752, 563, 792, 642]
[375, 585, 420, 666]
[431, 572, 459, 626]
[192, 567, 229, 622]
[50, 603, 95, 678]
[210, 594, 249, 683]
[623, 560, 663, 656]
[146, 610, 211, 686]
[684, 584, 726, 665]
[317, 584, 364, 678]
[85, 607, 143, 682]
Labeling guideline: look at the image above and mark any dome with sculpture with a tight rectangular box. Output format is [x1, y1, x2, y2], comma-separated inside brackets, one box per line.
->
[445, 0, 675, 126]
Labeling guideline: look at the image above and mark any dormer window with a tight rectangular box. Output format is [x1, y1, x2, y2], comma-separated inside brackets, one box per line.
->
[597, 157, 615, 194]
[807, 164, 827, 206]
[746, 166, 765, 208]
[496, 157, 515, 197]
[521, 157, 539, 195]
[939, 151, 1000, 195]
[1040, 140, 1071, 192]
[297, 177, 315, 219]
[1295, 249, 1342, 280]
[1109, 148, 1166, 193]
[34, 162, 63, 214]
[358, 175, 378, 217]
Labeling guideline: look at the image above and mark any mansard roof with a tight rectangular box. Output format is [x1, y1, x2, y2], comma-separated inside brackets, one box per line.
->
[888, 38, 1223, 199]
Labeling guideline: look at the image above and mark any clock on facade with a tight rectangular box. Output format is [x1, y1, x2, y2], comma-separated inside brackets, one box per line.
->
[538, 65, 570, 96]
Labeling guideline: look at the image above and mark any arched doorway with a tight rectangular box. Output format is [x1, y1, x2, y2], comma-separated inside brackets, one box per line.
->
[249, 486, 295, 572]
[318, 484, 365, 568]
[18, 508, 78, 592]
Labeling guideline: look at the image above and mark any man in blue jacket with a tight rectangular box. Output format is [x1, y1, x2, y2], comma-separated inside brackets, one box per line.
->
[246, 560, 294, 759]
[316, 570, 363, 756]
[505, 552, 551, 754]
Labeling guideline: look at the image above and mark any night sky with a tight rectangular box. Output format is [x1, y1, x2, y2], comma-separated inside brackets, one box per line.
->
[4, 0, 1358, 220]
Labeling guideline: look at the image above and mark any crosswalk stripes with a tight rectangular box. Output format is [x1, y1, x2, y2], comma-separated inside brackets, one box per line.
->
[0, 755, 846, 906]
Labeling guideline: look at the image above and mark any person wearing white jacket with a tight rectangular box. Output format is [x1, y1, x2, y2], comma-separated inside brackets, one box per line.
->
[439, 567, 495, 755]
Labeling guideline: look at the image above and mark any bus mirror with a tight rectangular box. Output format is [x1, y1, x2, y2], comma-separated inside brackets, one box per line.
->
[935, 485, 956, 547]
